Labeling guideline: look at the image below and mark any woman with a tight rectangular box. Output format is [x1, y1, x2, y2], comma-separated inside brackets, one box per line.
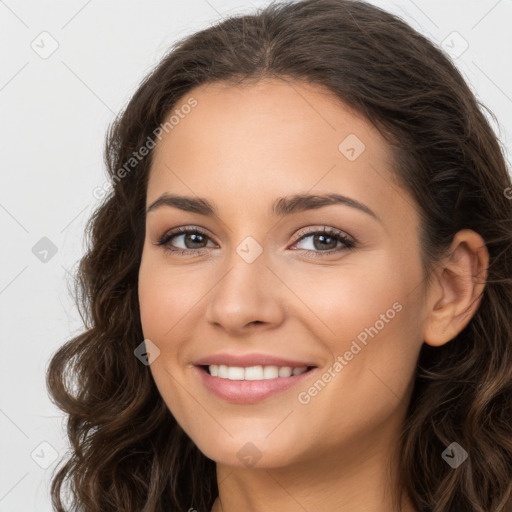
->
[46, 0, 512, 510]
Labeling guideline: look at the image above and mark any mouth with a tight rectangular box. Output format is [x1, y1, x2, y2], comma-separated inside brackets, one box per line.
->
[199, 364, 317, 380]
[194, 364, 318, 404]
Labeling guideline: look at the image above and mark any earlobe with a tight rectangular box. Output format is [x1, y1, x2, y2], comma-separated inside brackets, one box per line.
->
[423, 229, 489, 348]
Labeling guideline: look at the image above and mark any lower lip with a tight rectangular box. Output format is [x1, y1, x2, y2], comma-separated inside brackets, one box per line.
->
[195, 366, 316, 404]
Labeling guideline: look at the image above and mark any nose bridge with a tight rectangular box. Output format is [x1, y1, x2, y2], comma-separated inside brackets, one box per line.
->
[205, 236, 285, 332]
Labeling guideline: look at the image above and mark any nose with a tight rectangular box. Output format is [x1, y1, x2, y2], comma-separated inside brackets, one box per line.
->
[204, 255, 286, 336]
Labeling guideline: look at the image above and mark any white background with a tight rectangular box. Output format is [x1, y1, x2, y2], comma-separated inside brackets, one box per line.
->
[1, 1, 511, 510]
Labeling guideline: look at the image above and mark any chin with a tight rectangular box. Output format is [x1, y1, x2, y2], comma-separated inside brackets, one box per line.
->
[190, 432, 301, 469]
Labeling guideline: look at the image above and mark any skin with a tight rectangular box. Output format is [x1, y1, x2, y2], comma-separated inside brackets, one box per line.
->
[138, 79, 489, 512]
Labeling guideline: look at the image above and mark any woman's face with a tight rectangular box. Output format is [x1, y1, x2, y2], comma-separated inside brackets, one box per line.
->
[138, 79, 428, 469]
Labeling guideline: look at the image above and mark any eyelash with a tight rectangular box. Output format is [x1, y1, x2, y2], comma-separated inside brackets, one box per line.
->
[155, 225, 356, 258]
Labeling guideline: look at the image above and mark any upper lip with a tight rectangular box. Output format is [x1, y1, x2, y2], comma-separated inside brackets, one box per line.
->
[193, 353, 317, 368]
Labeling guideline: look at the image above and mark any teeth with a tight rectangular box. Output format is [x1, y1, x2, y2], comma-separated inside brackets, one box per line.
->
[207, 364, 310, 380]
[278, 367, 292, 377]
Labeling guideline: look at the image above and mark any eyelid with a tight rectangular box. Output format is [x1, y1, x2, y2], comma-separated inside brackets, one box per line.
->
[292, 225, 353, 244]
[155, 225, 215, 247]
[155, 224, 355, 256]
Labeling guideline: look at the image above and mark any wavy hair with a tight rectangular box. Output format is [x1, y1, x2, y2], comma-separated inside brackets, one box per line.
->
[46, 0, 512, 510]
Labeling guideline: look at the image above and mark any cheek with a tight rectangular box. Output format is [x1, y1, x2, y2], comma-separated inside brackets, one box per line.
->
[291, 248, 424, 405]
[138, 265, 173, 341]
[137, 251, 215, 394]
[289, 251, 420, 348]
[290, 295, 422, 456]
[137, 256, 198, 426]
[138, 251, 204, 340]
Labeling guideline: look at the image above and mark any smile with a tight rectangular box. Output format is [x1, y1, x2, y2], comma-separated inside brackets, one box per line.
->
[195, 364, 317, 403]
[207, 364, 311, 380]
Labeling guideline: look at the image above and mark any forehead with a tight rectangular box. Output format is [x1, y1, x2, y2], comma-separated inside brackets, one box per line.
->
[147, 79, 410, 224]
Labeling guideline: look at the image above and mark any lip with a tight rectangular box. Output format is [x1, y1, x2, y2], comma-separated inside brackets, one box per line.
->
[193, 352, 317, 368]
[193, 364, 318, 404]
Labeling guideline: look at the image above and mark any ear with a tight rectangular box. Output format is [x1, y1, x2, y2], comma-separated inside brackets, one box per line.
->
[423, 229, 489, 347]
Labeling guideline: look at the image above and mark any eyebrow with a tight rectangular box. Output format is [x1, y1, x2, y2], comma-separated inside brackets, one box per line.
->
[146, 192, 380, 222]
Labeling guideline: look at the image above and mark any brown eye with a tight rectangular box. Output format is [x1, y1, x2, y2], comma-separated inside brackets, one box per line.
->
[155, 227, 216, 256]
[291, 228, 355, 256]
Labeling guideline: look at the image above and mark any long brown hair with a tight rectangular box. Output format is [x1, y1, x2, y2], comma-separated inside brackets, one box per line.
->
[46, 1, 512, 510]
